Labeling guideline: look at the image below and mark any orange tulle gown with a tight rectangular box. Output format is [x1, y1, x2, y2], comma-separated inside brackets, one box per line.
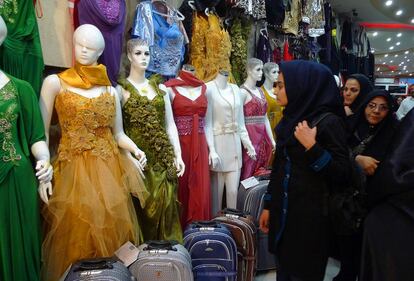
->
[41, 88, 148, 281]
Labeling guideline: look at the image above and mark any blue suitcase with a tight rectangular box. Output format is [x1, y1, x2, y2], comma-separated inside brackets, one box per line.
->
[184, 221, 238, 281]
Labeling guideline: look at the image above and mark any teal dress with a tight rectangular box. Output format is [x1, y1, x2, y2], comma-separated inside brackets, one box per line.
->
[0, 75, 45, 281]
[119, 77, 182, 242]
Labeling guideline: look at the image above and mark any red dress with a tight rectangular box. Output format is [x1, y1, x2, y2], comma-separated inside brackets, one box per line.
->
[172, 90, 211, 229]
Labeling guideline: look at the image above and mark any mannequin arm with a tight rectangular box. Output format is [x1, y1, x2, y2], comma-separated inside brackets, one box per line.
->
[265, 117, 276, 151]
[111, 87, 147, 170]
[161, 84, 185, 177]
[31, 140, 53, 204]
[204, 86, 220, 168]
[235, 88, 256, 160]
[115, 85, 125, 106]
[39, 75, 61, 145]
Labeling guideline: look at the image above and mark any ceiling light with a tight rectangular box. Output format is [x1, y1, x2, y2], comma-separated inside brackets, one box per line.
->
[390, 60, 394, 63]
[401, 62, 405, 64]
[384, 54, 389, 57]
[396, 42, 401, 46]
[385, 0, 393, 6]
[405, 51, 409, 54]
[410, 74, 413, 76]
[392, 71, 395, 73]
[404, 56, 408, 59]
[389, 46, 394, 50]
[382, 62, 386, 64]
[411, 18, 414, 24]
[408, 59, 411, 62]
[387, 37, 392, 42]
[372, 32, 378, 37]
[396, 10, 403, 16]
[377, 67, 380, 71]
[397, 33, 402, 37]
[395, 54, 398, 57]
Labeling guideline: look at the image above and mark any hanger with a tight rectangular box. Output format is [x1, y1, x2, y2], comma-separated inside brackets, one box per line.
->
[151, 0, 186, 21]
[187, 0, 196, 10]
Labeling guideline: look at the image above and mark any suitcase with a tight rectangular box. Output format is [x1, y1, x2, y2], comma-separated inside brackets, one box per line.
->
[63, 257, 135, 281]
[214, 208, 257, 281]
[129, 240, 193, 281]
[237, 179, 277, 271]
[184, 221, 238, 281]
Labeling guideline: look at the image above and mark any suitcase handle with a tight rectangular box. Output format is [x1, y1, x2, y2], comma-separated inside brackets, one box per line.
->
[144, 240, 177, 251]
[222, 208, 247, 218]
[192, 221, 220, 228]
[74, 258, 114, 271]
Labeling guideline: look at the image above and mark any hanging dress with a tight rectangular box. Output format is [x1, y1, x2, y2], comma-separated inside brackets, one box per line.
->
[0, 75, 44, 281]
[165, 71, 211, 228]
[261, 86, 284, 139]
[0, 0, 44, 95]
[41, 77, 148, 281]
[240, 86, 272, 180]
[78, 0, 126, 85]
[119, 76, 182, 242]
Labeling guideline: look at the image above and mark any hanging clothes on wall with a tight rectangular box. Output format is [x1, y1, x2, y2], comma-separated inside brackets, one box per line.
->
[265, 0, 285, 28]
[256, 27, 273, 63]
[189, 12, 233, 82]
[0, 0, 44, 95]
[78, 0, 126, 86]
[238, 0, 266, 20]
[303, 0, 325, 38]
[282, 0, 301, 36]
[230, 17, 251, 85]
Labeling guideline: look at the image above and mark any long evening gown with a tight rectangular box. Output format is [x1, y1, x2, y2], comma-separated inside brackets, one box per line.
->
[0, 75, 44, 281]
[41, 87, 148, 281]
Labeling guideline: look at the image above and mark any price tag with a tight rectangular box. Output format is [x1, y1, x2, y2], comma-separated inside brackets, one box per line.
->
[241, 176, 260, 190]
[115, 241, 139, 267]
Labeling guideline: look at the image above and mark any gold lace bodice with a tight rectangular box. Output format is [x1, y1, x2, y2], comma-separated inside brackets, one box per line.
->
[55, 90, 118, 162]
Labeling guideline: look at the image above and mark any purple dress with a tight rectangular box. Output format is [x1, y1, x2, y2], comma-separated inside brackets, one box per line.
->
[78, 0, 126, 85]
[241, 86, 272, 180]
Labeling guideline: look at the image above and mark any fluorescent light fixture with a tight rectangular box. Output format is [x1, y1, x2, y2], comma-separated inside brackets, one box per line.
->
[387, 37, 392, 42]
[411, 18, 414, 24]
[385, 54, 389, 57]
[408, 59, 411, 62]
[396, 10, 403, 16]
[395, 54, 398, 57]
[405, 51, 409, 54]
[385, 0, 393, 6]
[396, 42, 401, 46]
[382, 62, 386, 64]
[389, 46, 394, 50]
[390, 60, 394, 63]
[397, 33, 402, 37]
[373, 32, 378, 36]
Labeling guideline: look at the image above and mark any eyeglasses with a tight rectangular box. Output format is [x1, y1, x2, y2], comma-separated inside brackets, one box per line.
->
[367, 102, 389, 112]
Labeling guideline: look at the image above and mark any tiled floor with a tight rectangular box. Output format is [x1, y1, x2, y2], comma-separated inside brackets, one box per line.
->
[255, 258, 341, 281]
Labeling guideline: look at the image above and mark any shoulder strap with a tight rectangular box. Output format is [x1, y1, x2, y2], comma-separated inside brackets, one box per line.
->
[311, 112, 334, 128]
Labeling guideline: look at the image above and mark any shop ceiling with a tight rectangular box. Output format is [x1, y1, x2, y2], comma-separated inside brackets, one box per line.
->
[330, 0, 414, 78]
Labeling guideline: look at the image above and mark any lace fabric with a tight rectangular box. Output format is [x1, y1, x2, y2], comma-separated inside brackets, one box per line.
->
[96, 0, 121, 23]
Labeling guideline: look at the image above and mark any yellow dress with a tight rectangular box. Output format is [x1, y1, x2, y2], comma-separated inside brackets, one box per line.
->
[41, 89, 148, 281]
[190, 12, 234, 82]
[262, 86, 284, 140]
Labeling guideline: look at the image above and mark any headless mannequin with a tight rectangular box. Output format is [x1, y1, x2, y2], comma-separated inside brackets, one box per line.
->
[165, 65, 203, 101]
[240, 60, 276, 150]
[39, 24, 147, 190]
[116, 40, 185, 175]
[0, 16, 53, 203]
[206, 70, 256, 214]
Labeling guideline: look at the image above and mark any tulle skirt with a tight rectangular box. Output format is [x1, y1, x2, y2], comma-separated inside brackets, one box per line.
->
[41, 151, 148, 281]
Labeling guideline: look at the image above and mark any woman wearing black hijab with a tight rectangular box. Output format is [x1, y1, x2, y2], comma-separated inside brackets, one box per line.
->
[359, 107, 413, 281]
[259, 61, 352, 281]
[343, 74, 373, 117]
[334, 90, 398, 281]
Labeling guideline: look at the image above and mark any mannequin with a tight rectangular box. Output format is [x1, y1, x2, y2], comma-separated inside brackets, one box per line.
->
[164, 65, 211, 228]
[117, 38, 184, 242]
[0, 16, 53, 281]
[39, 24, 149, 281]
[205, 70, 256, 215]
[261, 62, 283, 141]
[240, 58, 275, 180]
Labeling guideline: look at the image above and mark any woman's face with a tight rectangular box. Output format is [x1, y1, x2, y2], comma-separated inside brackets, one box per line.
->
[128, 44, 150, 70]
[343, 78, 361, 106]
[248, 64, 263, 82]
[276, 72, 288, 106]
[364, 96, 389, 126]
[265, 67, 279, 83]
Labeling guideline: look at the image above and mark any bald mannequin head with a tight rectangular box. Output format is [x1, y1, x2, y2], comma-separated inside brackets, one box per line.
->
[0, 16, 7, 46]
[73, 24, 105, 65]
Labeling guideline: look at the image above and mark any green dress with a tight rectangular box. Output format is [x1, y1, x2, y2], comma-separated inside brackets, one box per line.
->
[0, 74, 45, 281]
[119, 76, 182, 242]
[0, 0, 44, 95]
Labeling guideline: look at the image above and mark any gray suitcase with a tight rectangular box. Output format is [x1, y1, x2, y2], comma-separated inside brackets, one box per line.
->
[63, 257, 135, 281]
[237, 179, 277, 271]
[129, 241, 193, 281]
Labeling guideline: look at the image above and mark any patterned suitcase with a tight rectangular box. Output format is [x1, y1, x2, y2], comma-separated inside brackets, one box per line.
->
[237, 179, 277, 271]
[184, 221, 238, 281]
[129, 240, 193, 281]
[63, 257, 135, 281]
[214, 208, 257, 281]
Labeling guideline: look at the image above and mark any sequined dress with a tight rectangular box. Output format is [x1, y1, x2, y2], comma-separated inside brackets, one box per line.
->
[0, 76, 44, 281]
[41, 86, 148, 281]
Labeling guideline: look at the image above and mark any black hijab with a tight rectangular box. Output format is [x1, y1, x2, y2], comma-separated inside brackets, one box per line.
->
[276, 60, 345, 146]
[346, 74, 373, 113]
[347, 90, 397, 162]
